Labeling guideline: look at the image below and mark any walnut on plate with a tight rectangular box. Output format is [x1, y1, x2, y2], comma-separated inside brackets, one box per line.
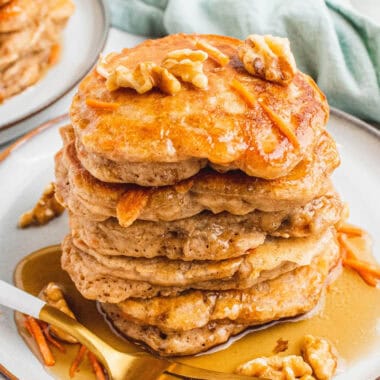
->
[238, 34, 297, 85]
[302, 335, 338, 380]
[106, 62, 181, 95]
[162, 49, 209, 89]
[18, 182, 65, 228]
[39, 282, 78, 343]
[235, 355, 314, 380]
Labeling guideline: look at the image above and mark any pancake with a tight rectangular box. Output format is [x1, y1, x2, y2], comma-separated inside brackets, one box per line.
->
[0, 19, 62, 71]
[55, 126, 339, 226]
[70, 34, 329, 185]
[0, 0, 74, 32]
[0, 48, 51, 100]
[109, 240, 339, 333]
[102, 306, 247, 356]
[0, 0, 45, 32]
[61, 228, 336, 301]
[100, 242, 339, 355]
[69, 192, 342, 261]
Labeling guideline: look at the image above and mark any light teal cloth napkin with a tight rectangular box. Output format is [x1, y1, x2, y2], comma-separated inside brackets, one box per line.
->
[107, 0, 380, 123]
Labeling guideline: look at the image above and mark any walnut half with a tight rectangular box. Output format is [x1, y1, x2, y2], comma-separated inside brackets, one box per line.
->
[106, 62, 181, 95]
[162, 49, 208, 89]
[235, 355, 314, 380]
[40, 282, 78, 343]
[18, 183, 65, 228]
[302, 335, 338, 380]
[238, 34, 297, 85]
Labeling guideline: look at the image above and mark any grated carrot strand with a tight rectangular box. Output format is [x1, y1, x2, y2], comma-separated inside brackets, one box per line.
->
[26, 316, 55, 366]
[88, 352, 107, 380]
[69, 345, 87, 378]
[230, 79, 256, 107]
[258, 100, 300, 148]
[85, 98, 120, 110]
[338, 233, 378, 286]
[337, 223, 364, 237]
[41, 324, 66, 353]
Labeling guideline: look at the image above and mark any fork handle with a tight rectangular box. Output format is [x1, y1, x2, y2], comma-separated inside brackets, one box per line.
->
[0, 280, 45, 318]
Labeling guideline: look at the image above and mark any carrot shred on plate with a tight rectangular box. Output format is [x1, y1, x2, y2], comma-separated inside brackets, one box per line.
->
[85, 98, 120, 110]
[48, 44, 61, 65]
[88, 352, 107, 380]
[195, 40, 230, 66]
[337, 223, 364, 237]
[338, 233, 379, 286]
[25, 316, 55, 366]
[69, 345, 87, 378]
[40, 323, 66, 353]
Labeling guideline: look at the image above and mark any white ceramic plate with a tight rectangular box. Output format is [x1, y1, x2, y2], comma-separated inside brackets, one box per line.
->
[0, 110, 380, 379]
[0, 0, 109, 144]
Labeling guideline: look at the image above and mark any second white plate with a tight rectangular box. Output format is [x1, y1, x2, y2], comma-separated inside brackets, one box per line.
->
[0, 0, 109, 144]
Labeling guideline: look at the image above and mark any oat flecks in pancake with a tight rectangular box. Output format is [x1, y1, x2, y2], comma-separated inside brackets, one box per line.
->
[99, 241, 339, 356]
[61, 228, 337, 301]
[55, 125, 339, 224]
[69, 194, 342, 261]
[70, 34, 329, 184]
[113, 240, 339, 332]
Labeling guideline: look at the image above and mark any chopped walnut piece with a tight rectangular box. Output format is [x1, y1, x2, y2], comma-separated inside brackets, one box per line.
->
[96, 52, 118, 78]
[106, 62, 181, 95]
[40, 282, 78, 343]
[273, 338, 289, 354]
[162, 49, 208, 89]
[302, 335, 337, 380]
[238, 34, 297, 85]
[235, 355, 314, 380]
[18, 183, 65, 228]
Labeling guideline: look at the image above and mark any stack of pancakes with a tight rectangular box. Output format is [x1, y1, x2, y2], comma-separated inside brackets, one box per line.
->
[55, 34, 343, 356]
[0, 0, 74, 101]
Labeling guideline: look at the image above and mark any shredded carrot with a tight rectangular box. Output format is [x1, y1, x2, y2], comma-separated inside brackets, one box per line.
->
[48, 44, 61, 65]
[337, 223, 364, 237]
[0, 11, 21, 20]
[25, 316, 55, 366]
[338, 233, 378, 287]
[88, 352, 107, 380]
[258, 100, 300, 149]
[230, 79, 256, 107]
[24, 317, 34, 336]
[343, 258, 380, 278]
[85, 98, 120, 110]
[41, 323, 66, 353]
[195, 40, 230, 66]
[70, 345, 87, 378]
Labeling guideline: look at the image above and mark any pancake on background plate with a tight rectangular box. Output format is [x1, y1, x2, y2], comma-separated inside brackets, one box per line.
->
[0, 0, 74, 101]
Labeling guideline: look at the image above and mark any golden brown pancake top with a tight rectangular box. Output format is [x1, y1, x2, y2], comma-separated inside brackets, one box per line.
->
[70, 34, 329, 180]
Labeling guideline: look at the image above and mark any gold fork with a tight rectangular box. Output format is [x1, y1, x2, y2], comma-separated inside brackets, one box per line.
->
[0, 280, 260, 380]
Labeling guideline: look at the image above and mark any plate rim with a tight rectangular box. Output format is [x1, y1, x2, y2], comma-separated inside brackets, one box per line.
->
[0, 0, 110, 133]
[0, 107, 379, 165]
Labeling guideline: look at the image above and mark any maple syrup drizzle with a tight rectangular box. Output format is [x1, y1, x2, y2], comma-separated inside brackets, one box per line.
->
[13, 234, 380, 379]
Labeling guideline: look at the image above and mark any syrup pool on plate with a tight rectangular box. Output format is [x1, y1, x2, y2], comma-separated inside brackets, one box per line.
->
[13, 234, 380, 379]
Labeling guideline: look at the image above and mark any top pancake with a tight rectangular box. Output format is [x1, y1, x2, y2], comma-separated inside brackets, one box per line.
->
[70, 34, 329, 185]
